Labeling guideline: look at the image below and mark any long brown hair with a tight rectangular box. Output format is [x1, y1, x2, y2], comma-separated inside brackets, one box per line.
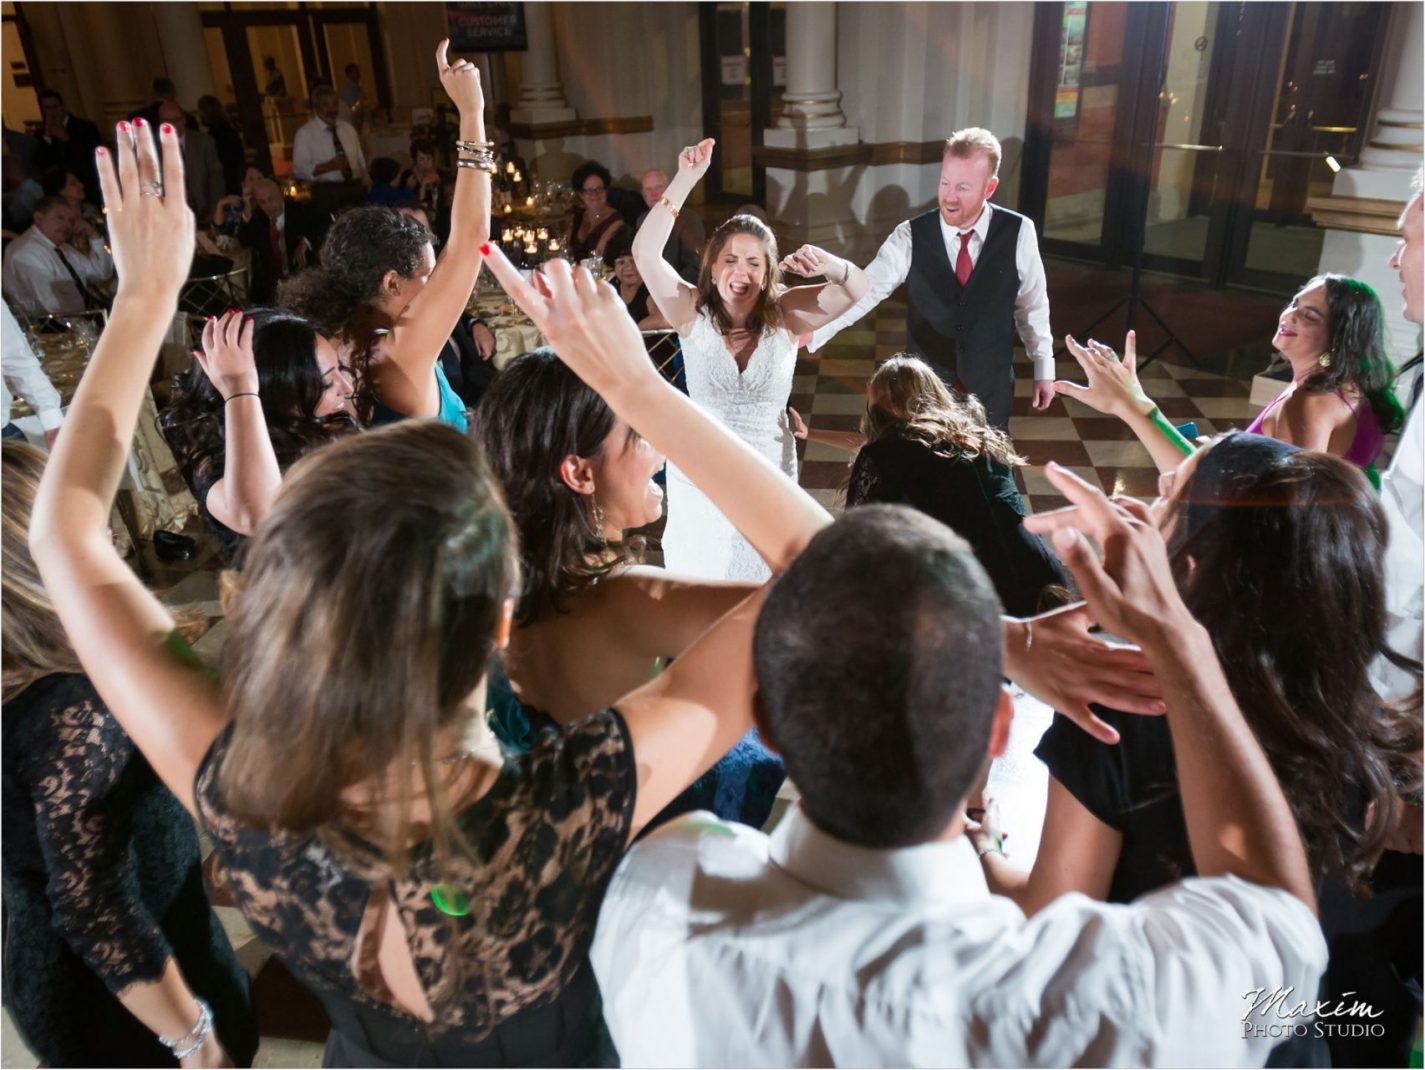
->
[1169, 438, 1420, 892]
[2, 442, 83, 699]
[216, 421, 519, 872]
[861, 355, 1025, 467]
[695, 214, 784, 338]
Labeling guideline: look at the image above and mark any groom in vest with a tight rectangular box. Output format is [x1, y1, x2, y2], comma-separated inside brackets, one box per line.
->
[808, 128, 1054, 429]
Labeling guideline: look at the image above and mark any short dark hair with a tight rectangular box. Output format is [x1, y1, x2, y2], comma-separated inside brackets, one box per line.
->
[754, 505, 1004, 848]
[31, 195, 69, 217]
[601, 227, 634, 270]
[571, 160, 613, 193]
[40, 168, 77, 198]
[368, 156, 400, 186]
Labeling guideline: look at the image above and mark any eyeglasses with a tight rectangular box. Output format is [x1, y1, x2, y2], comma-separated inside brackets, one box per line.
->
[580, 185, 607, 195]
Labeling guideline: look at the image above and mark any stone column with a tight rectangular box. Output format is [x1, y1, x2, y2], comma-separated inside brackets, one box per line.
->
[1309, 2, 1425, 367]
[509, 2, 575, 126]
[80, 4, 150, 125]
[775, 1, 847, 134]
[151, 3, 218, 108]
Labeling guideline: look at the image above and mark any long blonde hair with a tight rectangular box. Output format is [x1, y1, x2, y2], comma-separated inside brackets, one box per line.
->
[695, 214, 785, 338]
[2, 442, 84, 700]
[861, 355, 1025, 466]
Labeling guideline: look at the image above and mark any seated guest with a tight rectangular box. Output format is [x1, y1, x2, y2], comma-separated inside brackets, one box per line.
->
[474, 348, 785, 829]
[34, 89, 103, 204]
[992, 434, 1419, 1065]
[366, 156, 404, 206]
[1, 195, 114, 315]
[2, 299, 63, 447]
[197, 94, 246, 195]
[1059, 275, 1403, 480]
[398, 137, 443, 226]
[2, 441, 258, 1068]
[566, 160, 624, 261]
[158, 102, 225, 223]
[211, 164, 269, 237]
[40, 167, 103, 254]
[806, 354, 1067, 617]
[602, 229, 667, 329]
[591, 464, 1328, 1067]
[635, 168, 704, 282]
[160, 309, 357, 563]
[235, 179, 323, 304]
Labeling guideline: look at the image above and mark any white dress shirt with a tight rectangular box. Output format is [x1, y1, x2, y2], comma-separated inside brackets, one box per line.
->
[809, 202, 1055, 381]
[1371, 401, 1423, 701]
[1, 226, 114, 317]
[291, 117, 367, 184]
[592, 806, 1327, 1068]
[2, 300, 64, 431]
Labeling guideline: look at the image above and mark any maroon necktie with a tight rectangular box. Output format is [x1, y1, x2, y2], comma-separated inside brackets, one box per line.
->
[956, 231, 973, 287]
[270, 219, 285, 279]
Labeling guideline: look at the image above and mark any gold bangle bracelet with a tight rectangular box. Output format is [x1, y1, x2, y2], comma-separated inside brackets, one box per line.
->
[659, 194, 679, 218]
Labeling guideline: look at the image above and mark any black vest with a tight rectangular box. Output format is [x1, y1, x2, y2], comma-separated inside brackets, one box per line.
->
[905, 206, 1024, 401]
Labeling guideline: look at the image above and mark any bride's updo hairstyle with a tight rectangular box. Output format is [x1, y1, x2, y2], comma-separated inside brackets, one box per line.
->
[695, 214, 785, 338]
[474, 348, 637, 627]
[215, 421, 519, 867]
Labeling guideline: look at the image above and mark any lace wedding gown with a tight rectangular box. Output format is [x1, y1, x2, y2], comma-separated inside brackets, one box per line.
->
[662, 313, 799, 581]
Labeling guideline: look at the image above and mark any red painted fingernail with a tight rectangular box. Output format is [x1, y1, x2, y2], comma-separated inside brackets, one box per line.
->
[133, 116, 146, 127]
[96, 147, 107, 156]
[480, 242, 491, 256]
[161, 123, 174, 135]
[117, 121, 129, 132]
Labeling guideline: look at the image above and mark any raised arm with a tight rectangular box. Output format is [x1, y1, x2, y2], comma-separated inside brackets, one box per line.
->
[486, 247, 831, 572]
[777, 244, 870, 335]
[805, 222, 912, 353]
[369, 41, 491, 414]
[194, 310, 283, 535]
[1025, 463, 1317, 910]
[28, 120, 230, 819]
[632, 140, 711, 334]
[1055, 332, 1195, 473]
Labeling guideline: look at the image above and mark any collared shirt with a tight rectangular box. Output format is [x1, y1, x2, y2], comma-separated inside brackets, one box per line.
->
[291, 117, 367, 184]
[2, 299, 64, 430]
[1371, 399, 1423, 701]
[1, 226, 114, 317]
[809, 202, 1055, 380]
[591, 805, 1326, 1068]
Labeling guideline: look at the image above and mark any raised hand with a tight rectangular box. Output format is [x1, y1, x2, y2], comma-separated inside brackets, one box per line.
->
[787, 405, 809, 440]
[195, 311, 258, 402]
[436, 38, 484, 118]
[1055, 331, 1153, 419]
[1023, 462, 1192, 649]
[676, 139, 716, 181]
[778, 244, 848, 284]
[483, 244, 652, 397]
[97, 118, 195, 303]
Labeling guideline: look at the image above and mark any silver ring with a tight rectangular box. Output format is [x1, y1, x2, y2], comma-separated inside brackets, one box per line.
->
[140, 181, 163, 198]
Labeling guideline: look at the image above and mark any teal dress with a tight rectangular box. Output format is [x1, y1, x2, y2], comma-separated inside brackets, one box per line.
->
[370, 362, 468, 433]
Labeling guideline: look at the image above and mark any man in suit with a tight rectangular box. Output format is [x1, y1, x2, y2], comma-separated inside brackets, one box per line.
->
[34, 90, 104, 205]
[157, 101, 224, 223]
[809, 127, 1054, 430]
[237, 179, 324, 303]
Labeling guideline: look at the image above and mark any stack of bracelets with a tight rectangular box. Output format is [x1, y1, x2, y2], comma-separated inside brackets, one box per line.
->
[456, 138, 498, 174]
[158, 996, 213, 1060]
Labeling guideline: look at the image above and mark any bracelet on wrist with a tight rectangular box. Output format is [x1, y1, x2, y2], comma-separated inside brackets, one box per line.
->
[225, 391, 259, 404]
[455, 138, 495, 152]
[659, 194, 680, 219]
[159, 996, 213, 1058]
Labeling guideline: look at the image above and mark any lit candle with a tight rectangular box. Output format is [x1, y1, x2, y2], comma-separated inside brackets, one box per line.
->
[506, 161, 515, 174]
[502, 230, 516, 243]
[536, 227, 549, 240]
[523, 242, 538, 255]
[547, 239, 559, 252]
[503, 203, 512, 214]
[512, 171, 522, 184]
[526, 196, 534, 207]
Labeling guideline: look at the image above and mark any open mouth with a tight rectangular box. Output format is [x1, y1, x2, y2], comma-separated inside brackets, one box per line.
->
[727, 280, 752, 297]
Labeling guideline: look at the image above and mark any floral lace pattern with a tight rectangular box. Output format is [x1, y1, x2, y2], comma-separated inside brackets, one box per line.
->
[194, 708, 636, 1042]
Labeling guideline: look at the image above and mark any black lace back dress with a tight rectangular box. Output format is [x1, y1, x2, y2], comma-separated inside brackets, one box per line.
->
[1, 674, 257, 1067]
[194, 708, 637, 1067]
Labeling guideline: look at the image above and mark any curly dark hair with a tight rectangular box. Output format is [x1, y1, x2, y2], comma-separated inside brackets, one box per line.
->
[570, 160, 612, 194]
[472, 348, 638, 626]
[1298, 273, 1404, 435]
[276, 206, 433, 423]
[1168, 434, 1420, 893]
[160, 309, 358, 521]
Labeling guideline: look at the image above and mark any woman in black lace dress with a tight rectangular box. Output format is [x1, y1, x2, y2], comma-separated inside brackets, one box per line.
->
[1, 442, 257, 1067]
[32, 110, 830, 1067]
[832, 355, 1068, 616]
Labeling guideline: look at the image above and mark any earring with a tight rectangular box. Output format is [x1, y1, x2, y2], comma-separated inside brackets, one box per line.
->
[591, 497, 610, 554]
[1318, 350, 1333, 368]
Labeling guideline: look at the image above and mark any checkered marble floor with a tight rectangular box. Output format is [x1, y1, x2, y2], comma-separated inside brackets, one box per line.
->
[788, 299, 1265, 515]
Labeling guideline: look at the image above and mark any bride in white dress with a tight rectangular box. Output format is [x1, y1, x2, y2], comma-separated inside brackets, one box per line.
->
[634, 138, 869, 580]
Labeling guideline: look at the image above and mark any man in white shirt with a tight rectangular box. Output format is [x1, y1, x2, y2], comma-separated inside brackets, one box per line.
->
[809, 127, 1054, 429]
[2, 196, 115, 316]
[292, 86, 367, 187]
[592, 505, 1327, 1068]
[2, 299, 63, 447]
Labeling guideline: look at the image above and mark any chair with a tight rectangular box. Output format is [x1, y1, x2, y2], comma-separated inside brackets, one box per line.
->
[643, 330, 687, 393]
[180, 264, 249, 316]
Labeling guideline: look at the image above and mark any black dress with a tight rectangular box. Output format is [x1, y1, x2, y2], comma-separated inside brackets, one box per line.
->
[1036, 708, 1418, 1068]
[846, 429, 1068, 616]
[195, 709, 638, 1066]
[1, 674, 257, 1067]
